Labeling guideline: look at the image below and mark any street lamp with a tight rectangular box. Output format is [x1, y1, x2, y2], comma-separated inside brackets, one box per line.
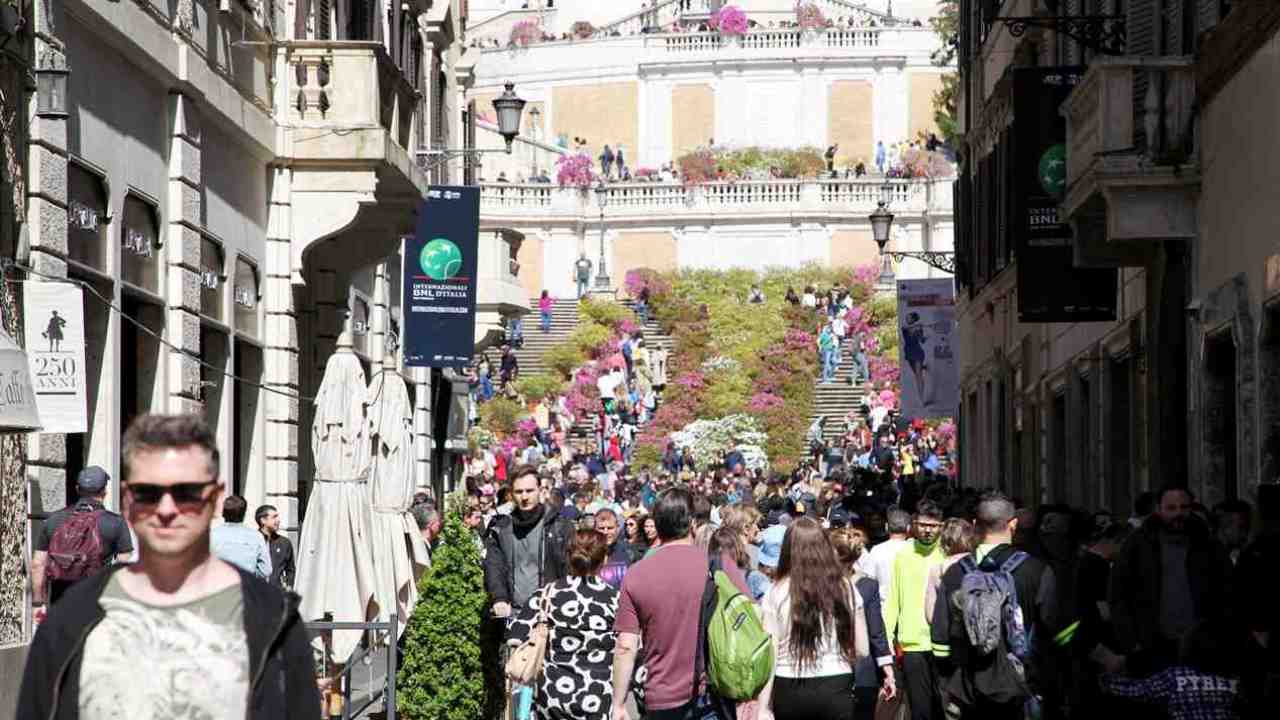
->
[866, 180, 957, 275]
[417, 81, 527, 173]
[593, 180, 611, 290]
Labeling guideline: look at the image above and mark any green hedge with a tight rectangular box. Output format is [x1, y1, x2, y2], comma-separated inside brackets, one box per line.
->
[543, 342, 586, 380]
[477, 396, 524, 435]
[570, 322, 614, 356]
[578, 297, 633, 329]
[513, 372, 565, 402]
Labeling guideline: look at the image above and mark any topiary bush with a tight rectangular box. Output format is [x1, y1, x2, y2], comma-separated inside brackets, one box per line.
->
[398, 493, 500, 720]
[477, 396, 524, 436]
[513, 372, 565, 402]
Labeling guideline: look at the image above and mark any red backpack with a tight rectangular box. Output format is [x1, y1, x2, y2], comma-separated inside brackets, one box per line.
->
[45, 506, 105, 583]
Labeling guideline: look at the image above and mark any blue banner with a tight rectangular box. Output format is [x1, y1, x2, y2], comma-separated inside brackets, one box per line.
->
[403, 186, 480, 368]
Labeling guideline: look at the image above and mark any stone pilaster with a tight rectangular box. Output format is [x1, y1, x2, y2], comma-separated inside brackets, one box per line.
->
[264, 168, 301, 536]
[24, 35, 71, 515]
[165, 93, 203, 417]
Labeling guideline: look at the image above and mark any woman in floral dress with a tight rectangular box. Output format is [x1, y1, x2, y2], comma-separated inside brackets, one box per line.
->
[508, 529, 645, 720]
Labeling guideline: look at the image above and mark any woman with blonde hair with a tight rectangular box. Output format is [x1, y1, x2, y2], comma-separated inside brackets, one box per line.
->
[829, 528, 897, 720]
[923, 517, 975, 623]
[758, 519, 892, 720]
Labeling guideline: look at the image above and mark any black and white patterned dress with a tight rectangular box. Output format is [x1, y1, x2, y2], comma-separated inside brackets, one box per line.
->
[508, 576, 626, 720]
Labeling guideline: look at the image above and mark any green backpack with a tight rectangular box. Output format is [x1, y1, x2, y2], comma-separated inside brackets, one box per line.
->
[703, 562, 775, 701]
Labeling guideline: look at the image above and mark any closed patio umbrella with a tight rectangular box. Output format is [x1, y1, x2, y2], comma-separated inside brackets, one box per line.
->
[295, 331, 379, 662]
[366, 354, 430, 633]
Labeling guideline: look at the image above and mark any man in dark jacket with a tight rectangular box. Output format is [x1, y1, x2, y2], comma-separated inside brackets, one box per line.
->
[932, 493, 1070, 720]
[17, 414, 320, 720]
[483, 464, 575, 619]
[1109, 484, 1233, 673]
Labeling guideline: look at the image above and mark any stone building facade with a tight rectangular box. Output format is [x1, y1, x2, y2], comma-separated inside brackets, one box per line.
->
[1, 0, 480, 706]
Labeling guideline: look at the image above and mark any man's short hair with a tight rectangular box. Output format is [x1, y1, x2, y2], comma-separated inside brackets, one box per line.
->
[254, 504, 277, 526]
[410, 504, 440, 531]
[123, 414, 220, 483]
[594, 507, 618, 523]
[223, 495, 248, 523]
[915, 500, 944, 521]
[886, 508, 912, 534]
[509, 464, 539, 484]
[975, 493, 1017, 535]
[1157, 483, 1193, 505]
[654, 487, 694, 541]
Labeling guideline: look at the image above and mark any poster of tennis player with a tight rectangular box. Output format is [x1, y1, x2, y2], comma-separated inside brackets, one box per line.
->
[896, 278, 958, 419]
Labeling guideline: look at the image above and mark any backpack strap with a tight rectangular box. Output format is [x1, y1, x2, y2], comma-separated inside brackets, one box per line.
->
[691, 555, 723, 706]
[958, 554, 979, 575]
[999, 551, 1028, 575]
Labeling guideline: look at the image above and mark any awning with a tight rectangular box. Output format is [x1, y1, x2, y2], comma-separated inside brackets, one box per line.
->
[0, 329, 41, 432]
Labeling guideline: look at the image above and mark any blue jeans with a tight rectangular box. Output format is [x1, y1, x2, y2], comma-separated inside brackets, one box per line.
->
[479, 375, 493, 401]
[540, 310, 551, 332]
[577, 278, 589, 298]
[821, 348, 837, 381]
[509, 318, 524, 344]
[853, 351, 869, 382]
[635, 301, 648, 323]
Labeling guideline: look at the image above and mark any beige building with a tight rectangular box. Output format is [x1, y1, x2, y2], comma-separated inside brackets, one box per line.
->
[0, 0, 497, 699]
[954, 1, 1274, 513]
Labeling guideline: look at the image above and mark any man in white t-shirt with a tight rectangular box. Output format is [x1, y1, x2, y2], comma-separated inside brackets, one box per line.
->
[857, 507, 912, 603]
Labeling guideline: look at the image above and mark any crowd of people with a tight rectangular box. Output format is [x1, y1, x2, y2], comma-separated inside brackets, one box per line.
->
[457, 445, 1278, 720]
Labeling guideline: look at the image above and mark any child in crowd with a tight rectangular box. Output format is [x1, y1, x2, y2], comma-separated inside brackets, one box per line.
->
[1100, 621, 1242, 720]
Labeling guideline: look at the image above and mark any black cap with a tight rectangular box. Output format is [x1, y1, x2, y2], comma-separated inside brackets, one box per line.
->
[77, 466, 110, 494]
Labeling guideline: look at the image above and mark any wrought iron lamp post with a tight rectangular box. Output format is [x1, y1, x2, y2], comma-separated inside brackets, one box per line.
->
[869, 181, 956, 275]
[416, 81, 527, 173]
[593, 180, 611, 290]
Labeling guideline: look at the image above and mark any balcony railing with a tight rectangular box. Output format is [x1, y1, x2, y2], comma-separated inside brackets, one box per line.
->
[1064, 56, 1196, 189]
[279, 41, 421, 158]
[479, 178, 939, 219]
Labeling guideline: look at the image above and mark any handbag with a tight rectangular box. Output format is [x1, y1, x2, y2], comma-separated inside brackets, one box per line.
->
[505, 586, 551, 684]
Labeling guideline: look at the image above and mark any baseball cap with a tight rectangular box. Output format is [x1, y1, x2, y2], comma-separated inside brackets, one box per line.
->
[77, 466, 110, 494]
[758, 525, 787, 569]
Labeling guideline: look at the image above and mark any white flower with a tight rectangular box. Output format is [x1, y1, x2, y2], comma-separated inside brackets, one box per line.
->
[700, 355, 740, 374]
[670, 414, 770, 470]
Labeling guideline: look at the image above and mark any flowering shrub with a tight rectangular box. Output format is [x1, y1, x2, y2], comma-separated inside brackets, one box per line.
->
[887, 148, 955, 179]
[675, 146, 826, 184]
[710, 5, 749, 36]
[671, 415, 769, 470]
[624, 267, 672, 300]
[570, 20, 595, 39]
[795, 3, 829, 30]
[509, 19, 542, 47]
[701, 355, 741, 374]
[634, 167, 659, 179]
[555, 152, 596, 188]
[748, 392, 785, 412]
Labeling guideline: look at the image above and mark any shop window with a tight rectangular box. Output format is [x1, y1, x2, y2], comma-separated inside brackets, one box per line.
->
[121, 194, 162, 296]
[200, 326, 229, 456]
[120, 294, 164, 432]
[233, 257, 261, 339]
[1204, 331, 1238, 501]
[200, 237, 226, 323]
[68, 162, 108, 271]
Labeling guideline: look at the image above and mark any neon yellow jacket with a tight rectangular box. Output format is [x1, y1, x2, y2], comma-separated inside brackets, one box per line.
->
[882, 539, 944, 652]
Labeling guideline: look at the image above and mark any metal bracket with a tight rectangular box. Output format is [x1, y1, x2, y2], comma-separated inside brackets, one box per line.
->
[415, 148, 513, 174]
[883, 251, 957, 275]
[995, 15, 1127, 56]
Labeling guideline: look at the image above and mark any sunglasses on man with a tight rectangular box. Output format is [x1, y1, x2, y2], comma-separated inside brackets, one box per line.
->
[124, 481, 218, 506]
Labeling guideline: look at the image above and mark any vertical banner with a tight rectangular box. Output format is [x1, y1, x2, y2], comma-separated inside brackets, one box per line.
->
[1012, 67, 1118, 322]
[403, 186, 481, 368]
[22, 282, 88, 433]
[897, 278, 958, 419]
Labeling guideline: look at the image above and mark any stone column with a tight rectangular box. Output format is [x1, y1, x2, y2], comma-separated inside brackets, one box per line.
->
[25, 28, 70, 515]
[264, 168, 301, 537]
[166, 92, 204, 418]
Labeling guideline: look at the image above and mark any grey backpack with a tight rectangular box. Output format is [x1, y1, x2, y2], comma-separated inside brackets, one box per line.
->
[954, 551, 1031, 659]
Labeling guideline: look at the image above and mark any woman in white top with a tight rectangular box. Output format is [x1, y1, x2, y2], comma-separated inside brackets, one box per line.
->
[758, 517, 864, 720]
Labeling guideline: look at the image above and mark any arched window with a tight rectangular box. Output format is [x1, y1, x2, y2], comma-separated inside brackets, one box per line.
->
[233, 257, 260, 339]
[68, 162, 108, 271]
[121, 194, 161, 295]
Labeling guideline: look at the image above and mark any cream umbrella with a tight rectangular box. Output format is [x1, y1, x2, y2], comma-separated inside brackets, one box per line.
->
[295, 331, 379, 662]
[366, 354, 430, 633]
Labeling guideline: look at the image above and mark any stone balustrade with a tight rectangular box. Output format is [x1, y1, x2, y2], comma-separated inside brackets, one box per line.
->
[479, 178, 945, 222]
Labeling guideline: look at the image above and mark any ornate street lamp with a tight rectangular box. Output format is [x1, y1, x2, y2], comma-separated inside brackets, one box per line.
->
[593, 180, 611, 290]
[417, 81, 528, 173]
[868, 180, 956, 275]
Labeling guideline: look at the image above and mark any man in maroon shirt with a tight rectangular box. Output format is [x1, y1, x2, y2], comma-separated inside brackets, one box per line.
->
[611, 487, 750, 720]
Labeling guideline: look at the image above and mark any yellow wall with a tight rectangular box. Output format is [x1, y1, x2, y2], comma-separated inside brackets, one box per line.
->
[671, 84, 716, 159]
[613, 231, 678, 283]
[551, 82, 640, 162]
[517, 234, 544, 299]
[909, 72, 946, 139]
[827, 80, 875, 169]
[829, 229, 881, 270]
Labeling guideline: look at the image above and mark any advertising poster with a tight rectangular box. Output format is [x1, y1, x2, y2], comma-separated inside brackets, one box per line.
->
[22, 282, 88, 433]
[897, 278, 958, 419]
[402, 186, 481, 368]
[1012, 67, 1118, 322]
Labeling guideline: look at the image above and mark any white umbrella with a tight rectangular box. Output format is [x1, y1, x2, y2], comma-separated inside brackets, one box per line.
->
[295, 332, 379, 662]
[366, 355, 430, 633]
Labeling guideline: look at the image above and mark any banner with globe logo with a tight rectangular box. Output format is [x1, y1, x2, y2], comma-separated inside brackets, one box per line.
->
[402, 186, 480, 367]
[1012, 67, 1117, 323]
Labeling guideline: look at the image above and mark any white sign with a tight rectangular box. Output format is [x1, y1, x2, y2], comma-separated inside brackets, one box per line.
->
[0, 330, 41, 431]
[896, 278, 959, 420]
[23, 282, 88, 433]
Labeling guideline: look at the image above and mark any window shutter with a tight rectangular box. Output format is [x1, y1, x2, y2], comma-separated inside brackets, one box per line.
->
[317, 0, 332, 39]
[1129, 0, 1157, 149]
[1064, 0, 1083, 65]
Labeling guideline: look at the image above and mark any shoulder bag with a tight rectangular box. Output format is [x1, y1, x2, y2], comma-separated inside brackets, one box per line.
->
[505, 585, 552, 684]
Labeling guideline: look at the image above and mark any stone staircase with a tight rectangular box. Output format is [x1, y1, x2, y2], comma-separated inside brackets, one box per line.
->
[811, 341, 869, 443]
